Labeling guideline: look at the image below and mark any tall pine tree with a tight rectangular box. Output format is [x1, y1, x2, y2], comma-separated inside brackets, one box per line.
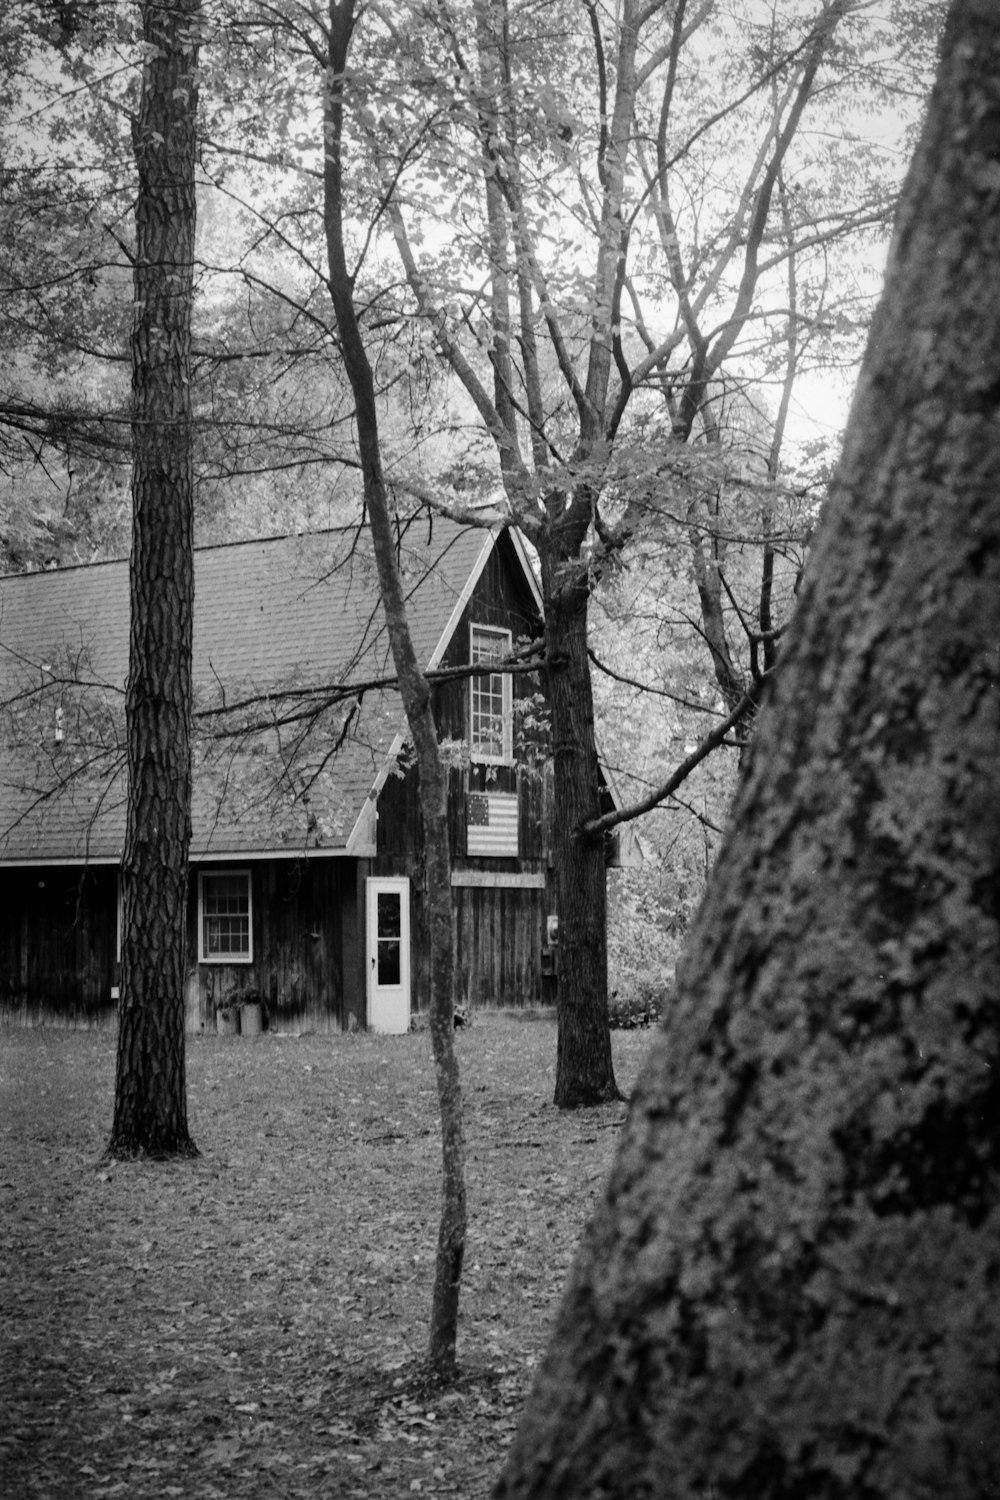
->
[108, 0, 201, 1158]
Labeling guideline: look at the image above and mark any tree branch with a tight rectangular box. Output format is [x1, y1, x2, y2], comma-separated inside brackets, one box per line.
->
[581, 681, 765, 837]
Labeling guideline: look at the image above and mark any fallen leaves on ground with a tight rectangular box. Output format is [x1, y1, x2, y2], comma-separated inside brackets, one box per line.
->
[0, 1017, 653, 1498]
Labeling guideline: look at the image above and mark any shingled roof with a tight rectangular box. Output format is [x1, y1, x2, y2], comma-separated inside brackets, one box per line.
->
[0, 515, 534, 865]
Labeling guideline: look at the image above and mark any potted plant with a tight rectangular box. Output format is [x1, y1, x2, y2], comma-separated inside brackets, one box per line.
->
[215, 996, 240, 1035]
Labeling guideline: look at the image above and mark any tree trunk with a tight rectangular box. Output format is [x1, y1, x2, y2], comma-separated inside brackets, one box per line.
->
[386, 0, 647, 1110]
[107, 0, 200, 1159]
[542, 531, 620, 1108]
[323, 0, 466, 1378]
[494, 2, 1000, 1492]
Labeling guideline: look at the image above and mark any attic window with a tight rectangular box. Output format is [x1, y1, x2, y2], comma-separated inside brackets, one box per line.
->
[198, 870, 253, 964]
[470, 625, 512, 764]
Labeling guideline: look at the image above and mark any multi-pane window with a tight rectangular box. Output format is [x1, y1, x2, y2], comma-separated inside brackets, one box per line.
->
[470, 624, 512, 763]
[199, 870, 252, 963]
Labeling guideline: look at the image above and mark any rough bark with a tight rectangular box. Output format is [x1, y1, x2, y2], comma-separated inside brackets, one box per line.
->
[323, 0, 466, 1377]
[541, 0, 634, 1110]
[494, 2, 1000, 1493]
[107, 0, 200, 1159]
[543, 526, 620, 1108]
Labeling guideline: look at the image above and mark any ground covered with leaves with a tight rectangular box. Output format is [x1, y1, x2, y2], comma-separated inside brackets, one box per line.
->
[1, 1017, 653, 1498]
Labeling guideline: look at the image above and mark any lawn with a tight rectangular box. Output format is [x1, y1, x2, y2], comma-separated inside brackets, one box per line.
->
[0, 1017, 655, 1499]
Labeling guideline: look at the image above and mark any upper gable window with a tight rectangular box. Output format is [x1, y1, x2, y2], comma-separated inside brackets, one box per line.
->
[198, 870, 253, 964]
[470, 624, 512, 764]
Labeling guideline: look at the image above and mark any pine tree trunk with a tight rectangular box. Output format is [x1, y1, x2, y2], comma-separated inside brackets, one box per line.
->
[107, 0, 200, 1159]
[494, 1, 1000, 1492]
[543, 540, 620, 1108]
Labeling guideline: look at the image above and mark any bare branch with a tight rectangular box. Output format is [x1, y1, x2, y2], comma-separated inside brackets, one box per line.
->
[582, 681, 765, 838]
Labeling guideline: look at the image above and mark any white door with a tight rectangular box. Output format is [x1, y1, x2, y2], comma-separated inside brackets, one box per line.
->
[366, 877, 411, 1034]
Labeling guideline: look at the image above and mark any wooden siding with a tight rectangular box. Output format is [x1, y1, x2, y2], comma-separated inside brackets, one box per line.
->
[452, 766, 548, 864]
[373, 532, 552, 1013]
[454, 881, 549, 1007]
[187, 859, 355, 1034]
[435, 531, 542, 743]
[2, 856, 360, 1033]
[0, 866, 119, 1027]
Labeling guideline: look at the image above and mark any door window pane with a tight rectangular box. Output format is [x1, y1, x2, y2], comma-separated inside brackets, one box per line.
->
[376, 892, 401, 984]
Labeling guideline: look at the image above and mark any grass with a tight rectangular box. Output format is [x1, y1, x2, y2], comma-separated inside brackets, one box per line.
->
[0, 1017, 655, 1499]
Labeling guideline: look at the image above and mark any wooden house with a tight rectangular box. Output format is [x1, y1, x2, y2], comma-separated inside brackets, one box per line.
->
[0, 516, 623, 1033]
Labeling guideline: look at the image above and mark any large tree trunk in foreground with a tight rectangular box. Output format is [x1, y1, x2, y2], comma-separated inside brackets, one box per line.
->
[323, 0, 466, 1378]
[495, 2, 1000, 1493]
[108, 0, 200, 1159]
[542, 527, 620, 1108]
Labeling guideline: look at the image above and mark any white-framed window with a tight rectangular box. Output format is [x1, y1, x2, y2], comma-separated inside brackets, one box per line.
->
[470, 624, 513, 763]
[198, 869, 253, 963]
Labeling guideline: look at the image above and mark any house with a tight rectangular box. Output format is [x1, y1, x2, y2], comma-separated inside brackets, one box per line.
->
[0, 514, 626, 1033]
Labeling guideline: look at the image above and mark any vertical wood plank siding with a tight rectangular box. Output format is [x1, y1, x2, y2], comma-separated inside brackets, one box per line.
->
[374, 531, 551, 1011]
[187, 859, 354, 1034]
[453, 882, 547, 1007]
[0, 860, 357, 1032]
[0, 867, 119, 1027]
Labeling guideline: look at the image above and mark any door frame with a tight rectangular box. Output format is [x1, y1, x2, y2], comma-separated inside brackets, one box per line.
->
[365, 875, 411, 1034]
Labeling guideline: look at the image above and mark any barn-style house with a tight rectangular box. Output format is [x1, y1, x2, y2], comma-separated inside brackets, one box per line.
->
[0, 514, 622, 1033]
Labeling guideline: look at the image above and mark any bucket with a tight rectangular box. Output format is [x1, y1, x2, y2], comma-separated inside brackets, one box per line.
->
[241, 1002, 262, 1036]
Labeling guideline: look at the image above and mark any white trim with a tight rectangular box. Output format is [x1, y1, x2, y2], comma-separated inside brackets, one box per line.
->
[0, 855, 121, 868]
[191, 845, 356, 862]
[425, 529, 495, 672]
[344, 794, 378, 857]
[424, 523, 544, 669]
[451, 870, 546, 889]
[596, 752, 627, 812]
[198, 867, 254, 964]
[505, 525, 544, 615]
[469, 623, 514, 764]
[348, 728, 408, 854]
[366, 876, 411, 1034]
[0, 843, 369, 870]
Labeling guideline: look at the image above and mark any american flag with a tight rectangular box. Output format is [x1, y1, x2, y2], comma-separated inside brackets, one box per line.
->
[467, 793, 518, 855]
[468, 794, 490, 826]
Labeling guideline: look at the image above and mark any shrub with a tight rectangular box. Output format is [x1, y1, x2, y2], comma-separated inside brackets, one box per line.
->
[607, 977, 670, 1030]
